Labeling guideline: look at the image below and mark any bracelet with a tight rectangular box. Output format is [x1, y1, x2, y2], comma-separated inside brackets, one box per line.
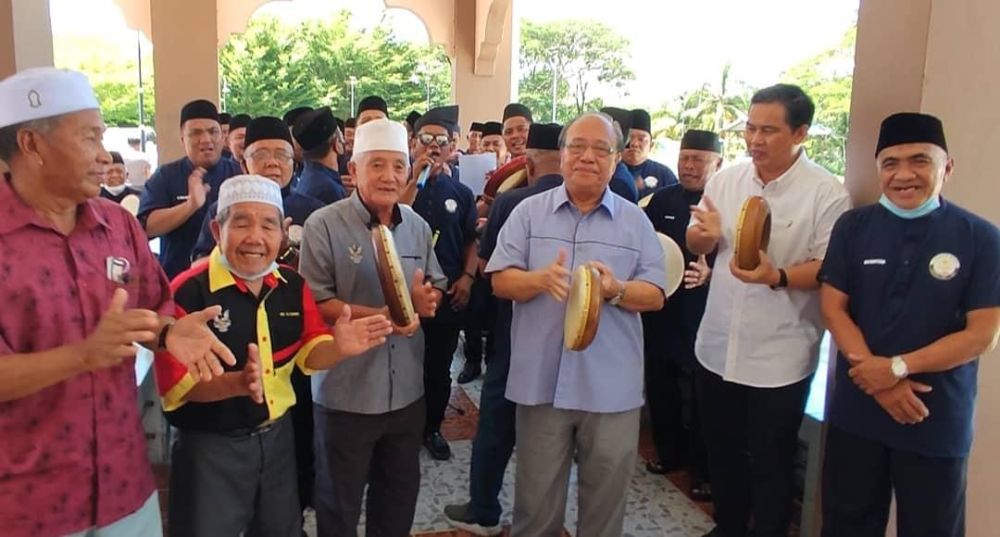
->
[157, 321, 175, 350]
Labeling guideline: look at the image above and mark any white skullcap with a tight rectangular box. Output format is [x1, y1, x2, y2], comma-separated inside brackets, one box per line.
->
[0, 67, 100, 128]
[217, 175, 284, 217]
[352, 118, 409, 158]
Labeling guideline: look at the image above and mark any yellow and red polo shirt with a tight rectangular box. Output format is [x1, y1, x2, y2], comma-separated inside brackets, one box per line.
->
[154, 248, 333, 432]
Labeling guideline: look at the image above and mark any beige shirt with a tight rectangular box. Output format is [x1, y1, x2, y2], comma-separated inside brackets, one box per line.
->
[690, 151, 851, 387]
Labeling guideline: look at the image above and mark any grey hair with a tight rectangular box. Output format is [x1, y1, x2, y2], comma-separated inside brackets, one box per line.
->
[557, 112, 625, 153]
[0, 117, 60, 162]
[216, 206, 232, 225]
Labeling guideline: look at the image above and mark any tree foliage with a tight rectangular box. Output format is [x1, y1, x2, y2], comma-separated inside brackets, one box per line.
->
[517, 19, 635, 123]
[220, 12, 452, 120]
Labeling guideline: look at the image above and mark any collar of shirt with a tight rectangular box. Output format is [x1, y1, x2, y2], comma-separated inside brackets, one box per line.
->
[534, 174, 564, 190]
[208, 246, 285, 293]
[350, 191, 403, 228]
[551, 183, 616, 218]
[752, 148, 809, 190]
[0, 173, 111, 235]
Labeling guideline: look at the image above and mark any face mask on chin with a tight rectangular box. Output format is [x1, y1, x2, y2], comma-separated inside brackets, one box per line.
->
[104, 184, 127, 196]
[218, 251, 278, 282]
[878, 193, 941, 219]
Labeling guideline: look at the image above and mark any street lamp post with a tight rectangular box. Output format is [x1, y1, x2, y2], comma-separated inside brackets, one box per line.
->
[349, 76, 357, 116]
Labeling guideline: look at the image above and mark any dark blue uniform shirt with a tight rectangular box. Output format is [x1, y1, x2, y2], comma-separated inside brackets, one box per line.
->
[413, 174, 477, 323]
[296, 161, 346, 206]
[191, 184, 325, 261]
[820, 200, 1000, 458]
[610, 161, 639, 203]
[137, 156, 242, 278]
[628, 158, 679, 199]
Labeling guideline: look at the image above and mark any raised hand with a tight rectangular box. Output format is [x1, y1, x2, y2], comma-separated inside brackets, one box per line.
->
[537, 248, 572, 302]
[242, 343, 264, 404]
[186, 167, 210, 210]
[689, 195, 721, 244]
[166, 305, 238, 382]
[79, 288, 160, 371]
[411, 268, 440, 318]
[333, 305, 393, 356]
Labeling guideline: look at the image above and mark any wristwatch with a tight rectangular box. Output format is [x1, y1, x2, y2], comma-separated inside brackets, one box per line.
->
[608, 281, 626, 306]
[890, 356, 909, 379]
[770, 268, 788, 290]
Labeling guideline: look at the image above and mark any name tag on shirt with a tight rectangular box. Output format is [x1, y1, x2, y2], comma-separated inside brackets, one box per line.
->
[663, 215, 676, 220]
[863, 258, 887, 265]
[176, 195, 190, 201]
[106, 256, 132, 284]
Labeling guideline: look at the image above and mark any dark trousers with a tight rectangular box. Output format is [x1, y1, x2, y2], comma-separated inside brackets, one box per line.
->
[423, 322, 461, 434]
[696, 364, 812, 537]
[290, 368, 314, 509]
[463, 279, 496, 366]
[468, 339, 515, 525]
[821, 425, 967, 537]
[168, 415, 301, 537]
[644, 327, 709, 480]
[313, 399, 425, 537]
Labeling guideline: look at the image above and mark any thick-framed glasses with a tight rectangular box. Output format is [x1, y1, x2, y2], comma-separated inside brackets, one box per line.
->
[564, 141, 616, 158]
[418, 133, 451, 147]
[247, 149, 293, 163]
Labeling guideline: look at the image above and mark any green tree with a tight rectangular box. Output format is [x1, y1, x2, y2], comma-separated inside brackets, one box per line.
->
[518, 19, 635, 123]
[219, 12, 452, 120]
[782, 25, 856, 176]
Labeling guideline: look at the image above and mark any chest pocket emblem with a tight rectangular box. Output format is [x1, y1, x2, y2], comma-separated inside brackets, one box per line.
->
[444, 199, 458, 213]
[213, 309, 231, 333]
[348, 243, 363, 264]
[929, 253, 960, 281]
[644, 176, 658, 189]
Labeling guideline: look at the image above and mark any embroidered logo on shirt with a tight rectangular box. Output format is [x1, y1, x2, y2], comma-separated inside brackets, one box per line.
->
[213, 309, 231, 333]
[444, 199, 458, 213]
[929, 253, 960, 281]
[643, 176, 658, 189]
[862, 258, 886, 265]
[287, 224, 304, 245]
[348, 243, 363, 264]
[105, 256, 131, 284]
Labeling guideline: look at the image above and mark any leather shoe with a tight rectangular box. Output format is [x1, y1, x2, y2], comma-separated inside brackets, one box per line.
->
[424, 431, 452, 461]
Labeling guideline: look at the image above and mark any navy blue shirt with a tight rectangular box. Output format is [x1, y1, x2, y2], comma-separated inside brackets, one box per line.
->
[413, 174, 477, 323]
[820, 200, 1000, 457]
[628, 158, 678, 199]
[642, 185, 714, 336]
[137, 156, 242, 278]
[191, 185, 325, 262]
[610, 161, 639, 203]
[296, 161, 345, 206]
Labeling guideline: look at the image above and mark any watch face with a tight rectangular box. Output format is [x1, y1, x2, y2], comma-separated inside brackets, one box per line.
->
[891, 358, 907, 377]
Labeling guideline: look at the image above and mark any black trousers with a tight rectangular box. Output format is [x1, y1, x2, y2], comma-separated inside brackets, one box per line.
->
[168, 415, 301, 537]
[313, 399, 425, 537]
[290, 368, 314, 509]
[644, 326, 709, 480]
[462, 278, 496, 366]
[821, 425, 967, 537]
[696, 363, 812, 537]
[423, 321, 461, 434]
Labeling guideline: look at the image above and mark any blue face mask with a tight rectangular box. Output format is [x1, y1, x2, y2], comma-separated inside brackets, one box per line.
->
[218, 252, 278, 282]
[878, 193, 941, 219]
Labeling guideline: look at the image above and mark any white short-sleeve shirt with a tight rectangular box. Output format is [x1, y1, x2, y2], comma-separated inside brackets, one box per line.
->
[689, 151, 851, 387]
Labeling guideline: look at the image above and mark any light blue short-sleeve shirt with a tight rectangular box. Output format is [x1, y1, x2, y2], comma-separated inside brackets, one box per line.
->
[485, 185, 667, 413]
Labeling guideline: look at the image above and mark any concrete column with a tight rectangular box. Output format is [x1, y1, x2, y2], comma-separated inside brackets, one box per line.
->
[149, 0, 220, 163]
[0, 0, 54, 79]
[840, 0, 1000, 535]
[452, 0, 514, 128]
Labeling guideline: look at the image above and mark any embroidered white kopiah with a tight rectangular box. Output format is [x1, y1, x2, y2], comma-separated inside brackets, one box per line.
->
[217, 175, 284, 217]
[352, 119, 409, 158]
[0, 67, 100, 128]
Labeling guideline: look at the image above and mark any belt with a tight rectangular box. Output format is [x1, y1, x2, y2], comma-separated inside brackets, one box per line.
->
[220, 415, 285, 438]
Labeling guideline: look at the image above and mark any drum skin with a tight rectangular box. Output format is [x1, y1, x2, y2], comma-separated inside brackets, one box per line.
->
[371, 225, 417, 326]
[734, 195, 771, 270]
[564, 264, 602, 351]
[484, 155, 528, 198]
[120, 194, 140, 216]
[656, 232, 686, 297]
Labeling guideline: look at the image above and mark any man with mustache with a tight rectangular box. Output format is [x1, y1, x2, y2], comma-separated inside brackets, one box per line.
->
[625, 108, 678, 199]
[138, 99, 242, 278]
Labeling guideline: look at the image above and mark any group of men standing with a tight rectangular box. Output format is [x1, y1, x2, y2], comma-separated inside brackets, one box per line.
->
[0, 62, 996, 537]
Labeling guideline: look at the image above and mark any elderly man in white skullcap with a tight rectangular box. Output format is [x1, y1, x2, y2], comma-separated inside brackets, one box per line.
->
[0, 67, 236, 537]
[299, 119, 447, 537]
[155, 174, 392, 536]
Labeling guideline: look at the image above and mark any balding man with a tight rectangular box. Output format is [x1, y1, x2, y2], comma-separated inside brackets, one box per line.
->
[0, 67, 233, 537]
[487, 113, 666, 537]
[138, 99, 241, 278]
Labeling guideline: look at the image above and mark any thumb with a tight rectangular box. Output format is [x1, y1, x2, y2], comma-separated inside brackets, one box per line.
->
[846, 353, 865, 365]
[338, 304, 352, 324]
[107, 287, 129, 314]
[194, 304, 223, 321]
[554, 248, 568, 267]
[910, 381, 934, 393]
[702, 195, 718, 212]
[246, 343, 260, 366]
[698, 254, 708, 265]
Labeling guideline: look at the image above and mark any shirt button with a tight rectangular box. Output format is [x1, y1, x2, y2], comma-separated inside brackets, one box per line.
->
[265, 369, 271, 375]
[268, 399, 274, 405]
[262, 336, 268, 342]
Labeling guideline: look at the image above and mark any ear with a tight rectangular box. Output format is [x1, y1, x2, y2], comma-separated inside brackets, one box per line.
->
[210, 218, 222, 243]
[791, 124, 809, 145]
[16, 128, 45, 164]
[942, 156, 955, 183]
[347, 159, 357, 177]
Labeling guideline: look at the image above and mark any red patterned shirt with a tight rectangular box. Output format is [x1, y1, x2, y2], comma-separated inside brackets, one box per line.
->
[0, 176, 173, 536]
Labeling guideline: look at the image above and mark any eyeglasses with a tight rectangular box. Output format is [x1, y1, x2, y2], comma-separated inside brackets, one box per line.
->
[247, 149, 293, 162]
[418, 133, 451, 147]
[564, 142, 616, 158]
